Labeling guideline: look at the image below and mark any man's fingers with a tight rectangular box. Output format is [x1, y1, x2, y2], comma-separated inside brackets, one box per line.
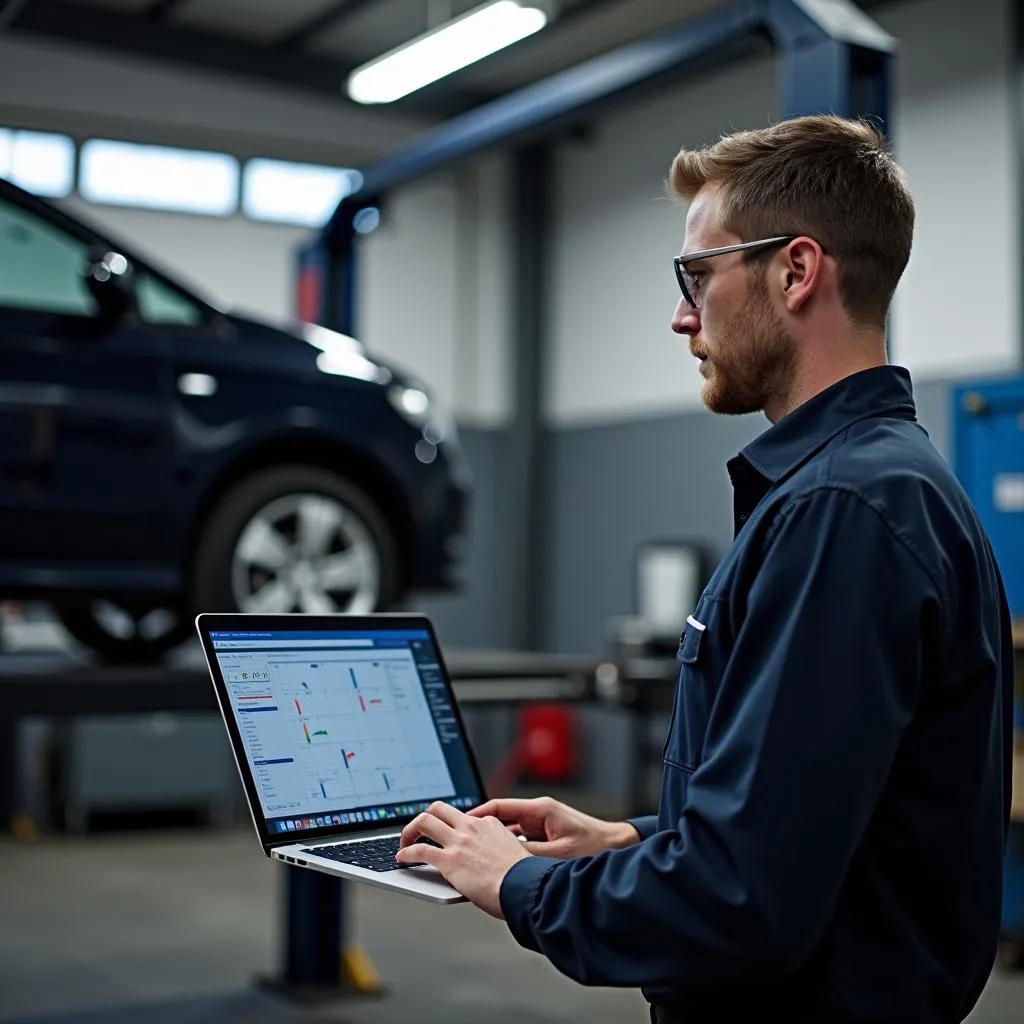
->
[399, 810, 457, 849]
[395, 842, 444, 869]
[425, 800, 464, 827]
[523, 838, 568, 857]
[468, 798, 541, 823]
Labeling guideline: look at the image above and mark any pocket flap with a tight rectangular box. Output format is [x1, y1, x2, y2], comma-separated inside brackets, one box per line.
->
[676, 614, 706, 664]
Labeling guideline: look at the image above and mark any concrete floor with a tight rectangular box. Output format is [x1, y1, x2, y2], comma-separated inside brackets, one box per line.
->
[0, 829, 1021, 1024]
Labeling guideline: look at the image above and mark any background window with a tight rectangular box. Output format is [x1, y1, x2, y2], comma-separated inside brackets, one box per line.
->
[79, 140, 238, 216]
[0, 129, 75, 197]
[243, 159, 361, 227]
[134, 272, 203, 327]
[0, 197, 96, 315]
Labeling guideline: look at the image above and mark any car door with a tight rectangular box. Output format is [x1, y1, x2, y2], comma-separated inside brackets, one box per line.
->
[0, 186, 173, 567]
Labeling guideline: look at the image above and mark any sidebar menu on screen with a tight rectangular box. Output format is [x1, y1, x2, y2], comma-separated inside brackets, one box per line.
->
[410, 642, 464, 750]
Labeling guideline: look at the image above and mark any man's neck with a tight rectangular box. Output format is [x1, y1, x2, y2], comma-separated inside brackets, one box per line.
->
[764, 337, 888, 423]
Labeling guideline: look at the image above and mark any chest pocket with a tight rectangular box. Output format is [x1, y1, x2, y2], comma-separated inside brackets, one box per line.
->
[663, 592, 723, 773]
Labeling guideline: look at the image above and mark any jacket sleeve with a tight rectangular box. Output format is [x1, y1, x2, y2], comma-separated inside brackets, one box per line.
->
[625, 815, 659, 840]
[499, 487, 939, 988]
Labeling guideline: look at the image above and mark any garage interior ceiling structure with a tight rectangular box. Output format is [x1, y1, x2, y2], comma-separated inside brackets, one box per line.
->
[2, 0, 743, 118]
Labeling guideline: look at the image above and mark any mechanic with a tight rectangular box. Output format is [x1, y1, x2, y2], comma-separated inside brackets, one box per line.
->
[396, 115, 1015, 1023]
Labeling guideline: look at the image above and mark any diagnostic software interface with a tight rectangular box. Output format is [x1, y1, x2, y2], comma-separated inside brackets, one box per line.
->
[209, 628, 481, 836]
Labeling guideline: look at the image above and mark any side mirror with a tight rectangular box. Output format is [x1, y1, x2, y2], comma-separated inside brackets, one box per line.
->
[81, 247, 135, 320]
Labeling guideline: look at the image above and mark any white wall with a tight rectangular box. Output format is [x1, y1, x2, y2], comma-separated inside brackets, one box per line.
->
[548, 57, 777, 427]
[359, 152, 514, 427]
[880, 0, 1018, 377]
[546, 0, 1018, 427]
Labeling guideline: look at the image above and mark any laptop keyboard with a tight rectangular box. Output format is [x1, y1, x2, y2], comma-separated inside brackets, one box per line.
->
[303, 835, 437, 873]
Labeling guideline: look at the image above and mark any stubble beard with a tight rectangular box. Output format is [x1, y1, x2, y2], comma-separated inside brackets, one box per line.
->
[700, 273, 796, 417]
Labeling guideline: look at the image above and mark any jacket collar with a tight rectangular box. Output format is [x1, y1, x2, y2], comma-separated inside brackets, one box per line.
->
[735, 365, 917, 485]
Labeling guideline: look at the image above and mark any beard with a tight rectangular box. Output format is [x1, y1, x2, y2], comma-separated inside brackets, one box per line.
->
[697, 272, 796, 417]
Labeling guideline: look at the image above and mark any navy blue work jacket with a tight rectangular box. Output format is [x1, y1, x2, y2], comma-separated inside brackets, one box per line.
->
[500, 366, 1014, 1023]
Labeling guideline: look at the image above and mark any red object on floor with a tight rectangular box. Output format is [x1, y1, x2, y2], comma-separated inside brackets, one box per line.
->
[518, 704, 577, 782]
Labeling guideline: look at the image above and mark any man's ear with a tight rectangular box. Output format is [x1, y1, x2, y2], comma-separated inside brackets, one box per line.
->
[777, 238, 825, 314]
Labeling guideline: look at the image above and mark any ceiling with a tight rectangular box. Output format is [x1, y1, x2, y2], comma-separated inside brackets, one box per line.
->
[2, 0, 732, 121]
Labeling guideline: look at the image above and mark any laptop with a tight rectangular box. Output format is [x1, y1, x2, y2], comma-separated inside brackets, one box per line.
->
[196, 612, 487, 904]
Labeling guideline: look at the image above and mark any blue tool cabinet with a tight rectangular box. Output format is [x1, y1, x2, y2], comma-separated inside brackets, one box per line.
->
[951, 376, 1024, 960]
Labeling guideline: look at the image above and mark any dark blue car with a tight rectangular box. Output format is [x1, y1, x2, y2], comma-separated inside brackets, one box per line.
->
[0, 178, 470, 661]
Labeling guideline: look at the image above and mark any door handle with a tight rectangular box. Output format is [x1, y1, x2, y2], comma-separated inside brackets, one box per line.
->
[178, 373, 218, 397]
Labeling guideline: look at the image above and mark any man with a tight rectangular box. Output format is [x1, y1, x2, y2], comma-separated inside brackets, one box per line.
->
[396, 115, 1015, 1023]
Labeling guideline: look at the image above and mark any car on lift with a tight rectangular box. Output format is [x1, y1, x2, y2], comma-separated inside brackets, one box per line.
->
[0, 177, 470, 662]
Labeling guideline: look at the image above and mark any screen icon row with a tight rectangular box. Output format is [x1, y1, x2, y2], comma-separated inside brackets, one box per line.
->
[274, 795, 476, 833]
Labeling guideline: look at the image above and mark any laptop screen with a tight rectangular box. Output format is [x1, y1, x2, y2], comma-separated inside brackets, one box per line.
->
[209, 626, 483, 837]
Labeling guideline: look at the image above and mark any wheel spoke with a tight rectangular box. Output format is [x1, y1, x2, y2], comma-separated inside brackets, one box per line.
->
[298, 585, 335, 615]
[237, 516, 293, 571]
[244, 579, 295, 613]
[138, 607, 178, 640]
[316, 548, 375, 591]
[297, 496, 342, 559]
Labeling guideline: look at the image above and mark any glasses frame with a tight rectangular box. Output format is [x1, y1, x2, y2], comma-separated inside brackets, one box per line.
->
[673, 235, 796, 310]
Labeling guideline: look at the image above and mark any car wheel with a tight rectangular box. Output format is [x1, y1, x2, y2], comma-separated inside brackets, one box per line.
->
[192, 466, 401, 616]
[54, 599, 193, 663]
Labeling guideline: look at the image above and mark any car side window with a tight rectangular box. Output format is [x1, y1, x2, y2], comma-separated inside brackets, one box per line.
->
[134, 272, 204, 327]
[0, 195, 97, 316]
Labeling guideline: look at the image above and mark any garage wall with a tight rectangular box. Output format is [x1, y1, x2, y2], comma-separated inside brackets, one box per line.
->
[542, 0, 1018, 654]
[359, 152, 515, 427]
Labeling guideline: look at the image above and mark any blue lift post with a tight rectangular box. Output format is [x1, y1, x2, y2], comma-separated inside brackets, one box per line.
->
[280, 0, 894, 998]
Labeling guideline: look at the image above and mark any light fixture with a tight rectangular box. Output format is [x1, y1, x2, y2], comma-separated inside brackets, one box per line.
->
[347, 0, 549, 105]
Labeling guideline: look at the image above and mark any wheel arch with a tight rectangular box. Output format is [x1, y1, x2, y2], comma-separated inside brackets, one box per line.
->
[183, 434, 416, 598]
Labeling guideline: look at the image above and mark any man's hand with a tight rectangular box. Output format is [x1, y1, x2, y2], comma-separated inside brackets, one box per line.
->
[395, 801, 530, 918]
[467, 796, 641, 859]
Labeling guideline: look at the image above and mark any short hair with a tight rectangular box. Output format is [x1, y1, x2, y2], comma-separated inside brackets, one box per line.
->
[669, 115, 914, 329]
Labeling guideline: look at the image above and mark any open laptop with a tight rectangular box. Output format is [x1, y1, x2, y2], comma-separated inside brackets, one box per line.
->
[196, 612, 487, 904]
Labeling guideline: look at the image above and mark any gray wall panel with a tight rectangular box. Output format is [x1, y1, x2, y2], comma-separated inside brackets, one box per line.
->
[913, 377, 951, 460]
[543, 410, 764, 654]
[411, 427, 518, 651]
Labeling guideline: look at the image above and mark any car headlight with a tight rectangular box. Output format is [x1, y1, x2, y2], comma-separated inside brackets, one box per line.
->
[388, 385, 431, 423]
[387, 384, 457, 449]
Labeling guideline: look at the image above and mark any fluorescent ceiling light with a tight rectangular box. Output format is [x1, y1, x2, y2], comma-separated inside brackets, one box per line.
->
[347, 0, 548, 104]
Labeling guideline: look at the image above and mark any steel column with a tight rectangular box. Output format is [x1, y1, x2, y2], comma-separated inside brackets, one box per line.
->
[508, 143, 553, 651]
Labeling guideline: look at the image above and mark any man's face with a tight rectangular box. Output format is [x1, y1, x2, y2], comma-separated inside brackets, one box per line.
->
[672, 184, 795, 417]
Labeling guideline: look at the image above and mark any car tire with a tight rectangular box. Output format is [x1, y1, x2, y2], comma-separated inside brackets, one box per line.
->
[192, 466, 402, 617]
[54, 599, 193, 664]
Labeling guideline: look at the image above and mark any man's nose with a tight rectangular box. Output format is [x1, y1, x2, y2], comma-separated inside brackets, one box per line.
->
[672, 296, 700, 335]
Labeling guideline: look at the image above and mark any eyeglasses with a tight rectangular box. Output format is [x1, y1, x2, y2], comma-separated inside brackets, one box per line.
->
[673, 235, 796, 310]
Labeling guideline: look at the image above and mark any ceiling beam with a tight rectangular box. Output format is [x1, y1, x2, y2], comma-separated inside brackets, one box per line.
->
[275, 0, 379, 51]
